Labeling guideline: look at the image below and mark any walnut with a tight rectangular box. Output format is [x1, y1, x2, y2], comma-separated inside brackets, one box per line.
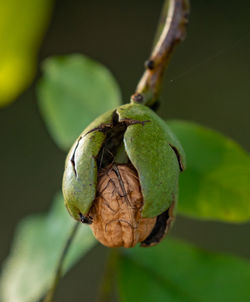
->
[63, 103, 183, 247]
[88, 164, 156, 248]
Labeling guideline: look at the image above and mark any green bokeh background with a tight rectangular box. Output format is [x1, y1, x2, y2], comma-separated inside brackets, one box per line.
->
[0, 0, 249, 301]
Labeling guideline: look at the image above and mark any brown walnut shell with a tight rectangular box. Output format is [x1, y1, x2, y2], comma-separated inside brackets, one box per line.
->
[88, 164, 156, 248]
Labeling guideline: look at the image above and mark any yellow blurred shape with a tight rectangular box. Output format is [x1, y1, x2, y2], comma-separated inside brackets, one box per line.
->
[0, 0, 53, 107]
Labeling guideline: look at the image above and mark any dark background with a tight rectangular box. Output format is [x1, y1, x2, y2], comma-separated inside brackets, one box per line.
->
[0, 0, 250, 301]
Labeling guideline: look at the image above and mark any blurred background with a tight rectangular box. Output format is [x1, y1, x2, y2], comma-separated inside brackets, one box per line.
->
[0, 0, 249, 301]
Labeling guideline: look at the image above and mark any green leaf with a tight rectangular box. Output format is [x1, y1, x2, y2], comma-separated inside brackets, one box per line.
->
[118, 238, 250, 302]
[0, 0, 53, 106]
[37, 54, 122, 151]
[167, 120, 250, 222]
[0, 193, 96, 302]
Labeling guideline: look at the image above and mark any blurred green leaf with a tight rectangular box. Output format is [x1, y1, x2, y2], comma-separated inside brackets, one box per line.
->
[37, 54, 122, 151]
[167, 120, 250, 222]
[0, 0, 53, 106]
[0, 193, 96, 302]
[118, 238, 250, 302]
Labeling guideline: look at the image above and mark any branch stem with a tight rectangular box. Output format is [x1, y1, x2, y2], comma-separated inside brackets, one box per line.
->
[131, 0, 190, 107]
[42, 222, 80, 302]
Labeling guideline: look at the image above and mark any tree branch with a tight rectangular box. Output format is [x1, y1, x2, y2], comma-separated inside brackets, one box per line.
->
[131, 0, 190, 107]
[42, 222, 80, 302]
